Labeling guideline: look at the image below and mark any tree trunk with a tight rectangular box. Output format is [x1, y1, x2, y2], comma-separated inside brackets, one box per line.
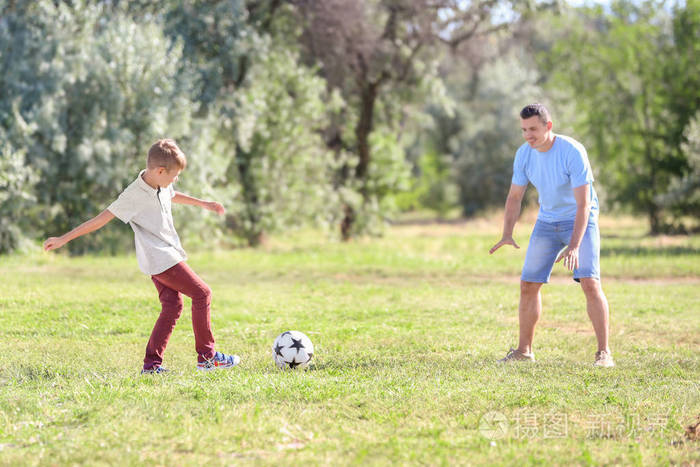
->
[235, 145, 265, 247]
[644, 140, 662, 235]
[340, 81, 379, 240]
[340, 204, 355, 241]
[247, 230, 267, 247]
[648, 203, 662, 235]
[354, 82, 378, 185]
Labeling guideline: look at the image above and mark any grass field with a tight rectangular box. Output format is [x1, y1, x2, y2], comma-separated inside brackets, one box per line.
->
[1, 214, 698, 465]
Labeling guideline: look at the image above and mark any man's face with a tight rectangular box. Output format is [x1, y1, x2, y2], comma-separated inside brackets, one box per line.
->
[520, 116, 553, 151]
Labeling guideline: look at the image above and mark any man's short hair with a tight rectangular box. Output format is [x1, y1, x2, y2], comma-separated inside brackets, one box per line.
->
[520, 103, 551, 124]
[147, 139, 187, 171]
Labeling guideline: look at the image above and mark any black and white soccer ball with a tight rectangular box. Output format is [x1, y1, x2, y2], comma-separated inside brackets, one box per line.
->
[272, 331, 314, 370]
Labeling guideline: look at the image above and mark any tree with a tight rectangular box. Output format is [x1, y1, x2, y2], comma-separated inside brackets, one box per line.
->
[656, 0, 700, 229]
[0, 1, 198, 253]
[656, 111, 700, 230]
[293, 0, 511, 238]
[539, 1, 700, 233]
[0, 141, 37, 253]
[0, 0, 346, 252]
[223, 43, 343, 245]
[418, 40, 545, 217]
[155, 0, 343, 245]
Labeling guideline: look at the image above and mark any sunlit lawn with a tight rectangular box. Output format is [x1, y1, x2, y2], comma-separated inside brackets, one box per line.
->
[0, 214, 698, 465]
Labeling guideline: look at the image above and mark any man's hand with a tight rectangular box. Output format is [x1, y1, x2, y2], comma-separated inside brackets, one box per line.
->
[43, 236, 67, 251]
[556, 246, 579, 271]
[205, 201, 225, 215]
[489, 236, 520, 254]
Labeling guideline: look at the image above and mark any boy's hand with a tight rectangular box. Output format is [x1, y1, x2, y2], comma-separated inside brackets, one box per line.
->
[205, 201, 225, 215]
[43, 236, 67, 251]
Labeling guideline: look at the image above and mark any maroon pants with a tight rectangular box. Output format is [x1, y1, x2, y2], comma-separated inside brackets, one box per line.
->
[143, 262, 216, 370]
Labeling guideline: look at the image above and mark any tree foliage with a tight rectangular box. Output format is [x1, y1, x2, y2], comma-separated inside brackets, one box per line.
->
[224, 43, 343, 245]
[1, 1, 196, 253]
[0, 0, 697, 255]
[292, 0, 511, 238]
[428, 43, 544, 216]
[656, 111, 700, 229]
[0, 141, 37, 253]
[0, 0, 348, 252]
[538, 0, 700, 233]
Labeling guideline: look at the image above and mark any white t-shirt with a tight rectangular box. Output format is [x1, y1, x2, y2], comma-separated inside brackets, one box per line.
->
[107, 170, 187, 275]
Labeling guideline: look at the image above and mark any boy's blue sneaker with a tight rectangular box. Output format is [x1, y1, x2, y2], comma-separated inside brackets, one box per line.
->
[197, 351, 241, 371]
[141, 365, 169, 375]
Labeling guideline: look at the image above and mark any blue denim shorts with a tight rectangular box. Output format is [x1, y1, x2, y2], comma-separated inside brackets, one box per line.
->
[521, 219, 600, 283]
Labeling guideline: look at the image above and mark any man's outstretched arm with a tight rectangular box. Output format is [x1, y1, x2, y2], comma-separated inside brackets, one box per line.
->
[489, 183, 527, 254]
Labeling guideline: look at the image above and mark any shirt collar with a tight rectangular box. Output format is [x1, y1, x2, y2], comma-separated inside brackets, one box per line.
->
[136, 169, 160, 195]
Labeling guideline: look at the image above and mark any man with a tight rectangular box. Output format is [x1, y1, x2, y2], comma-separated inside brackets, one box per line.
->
[489, 103, 614, 367]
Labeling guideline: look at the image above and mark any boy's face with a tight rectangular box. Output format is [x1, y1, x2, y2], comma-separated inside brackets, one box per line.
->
[155, 166, 181, 187]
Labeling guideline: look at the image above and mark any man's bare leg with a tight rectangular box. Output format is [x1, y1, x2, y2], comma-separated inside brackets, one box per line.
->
[580, 278, 611, 354]
[518, 280, 543, 355]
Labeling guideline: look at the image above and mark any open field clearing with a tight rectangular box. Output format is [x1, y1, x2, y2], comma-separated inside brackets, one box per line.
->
[1, 215, 698, 465]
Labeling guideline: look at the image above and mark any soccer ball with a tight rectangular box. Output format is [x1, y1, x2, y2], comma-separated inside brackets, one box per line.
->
[272, 331, 314, 370]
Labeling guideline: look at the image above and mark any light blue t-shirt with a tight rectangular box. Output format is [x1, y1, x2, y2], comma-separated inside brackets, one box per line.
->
[512, 134, 599, 223]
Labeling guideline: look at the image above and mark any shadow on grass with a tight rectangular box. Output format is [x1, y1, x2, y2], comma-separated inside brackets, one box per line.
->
[2, 363, 74, 382]
[601, 245, 699, 257]
[305, 358, 404, 372]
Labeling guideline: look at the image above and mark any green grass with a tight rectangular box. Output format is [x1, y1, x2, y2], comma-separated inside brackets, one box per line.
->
[0, 215, 698, 465]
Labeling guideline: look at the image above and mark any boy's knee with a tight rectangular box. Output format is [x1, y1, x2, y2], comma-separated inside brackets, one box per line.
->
[170, 297, 184, 312]
[193, 284, 212, 303]
[159, 296, 183, 322]
[160, 290, 183, 309]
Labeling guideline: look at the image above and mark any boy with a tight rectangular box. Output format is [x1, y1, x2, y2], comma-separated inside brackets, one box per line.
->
[44, 139, 241, 373]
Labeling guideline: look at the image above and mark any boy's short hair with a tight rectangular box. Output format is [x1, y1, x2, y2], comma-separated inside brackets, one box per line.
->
[147, 139, 187, 172]
[520, 103, 551, 124]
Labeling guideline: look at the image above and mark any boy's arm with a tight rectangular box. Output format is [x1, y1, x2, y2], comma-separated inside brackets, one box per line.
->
[43, 209, 115, 251]
[489, 183, 527, 254]
[172, 192, 225, 215]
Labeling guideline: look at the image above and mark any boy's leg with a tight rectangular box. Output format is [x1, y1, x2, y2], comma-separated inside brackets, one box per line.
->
[144, 279, 183, 370]
[151, 262, 216, 362]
